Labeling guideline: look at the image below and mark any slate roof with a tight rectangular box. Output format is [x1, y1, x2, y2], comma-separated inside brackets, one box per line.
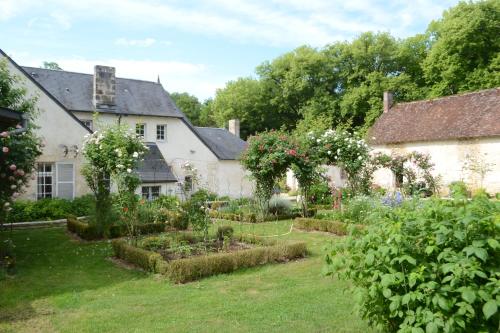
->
[22, 66, 185, 118]
[195, 127, 247, 160]
[368, 88, 500, 145]
[136, 143, 177, 183]
[19, 64, 246, 160]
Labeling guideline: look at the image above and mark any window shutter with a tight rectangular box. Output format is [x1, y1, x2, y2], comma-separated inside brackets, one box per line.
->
[57, 163, 74, 199]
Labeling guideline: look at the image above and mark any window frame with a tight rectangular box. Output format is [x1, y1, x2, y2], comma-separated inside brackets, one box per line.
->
[156, 124, 167, 141]
[136, 123, 146, 139]
[141, 185, 161, 201]
[37, 163, 54, 200]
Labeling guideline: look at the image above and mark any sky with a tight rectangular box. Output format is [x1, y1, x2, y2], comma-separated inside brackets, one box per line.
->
[0, 0, 460, 100]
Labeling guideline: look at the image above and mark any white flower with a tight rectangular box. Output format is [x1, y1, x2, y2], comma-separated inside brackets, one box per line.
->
[133, 152, 139, 158]
[337, 149, 341, 154]
[358, 156, 363, 160]
[316, 138, 321, 143]
[117, 164, 124, 169]
[126, 168, 132, 173]
[327, 150, 331, 155]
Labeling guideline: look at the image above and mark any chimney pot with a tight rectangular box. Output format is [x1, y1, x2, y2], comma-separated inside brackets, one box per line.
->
[383, 91, 393, 113]
[93, 65, 116, 109]
[228, 119, 240, 138]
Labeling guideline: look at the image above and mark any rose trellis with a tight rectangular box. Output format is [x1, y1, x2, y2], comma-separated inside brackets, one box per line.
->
[306, 129, 370, 193]
[82, 124, 148, 235]
[241, 129, 369, 217]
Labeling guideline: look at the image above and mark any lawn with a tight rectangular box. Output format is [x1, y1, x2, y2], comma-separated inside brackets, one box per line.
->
[0, 221, 374, 333]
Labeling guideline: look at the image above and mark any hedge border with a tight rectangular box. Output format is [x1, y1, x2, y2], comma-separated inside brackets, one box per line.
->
[67, 215, 165, 240]
[294, 218, 364, 235]
[209, 208, 316, 223]
[112, 234, 307, 283]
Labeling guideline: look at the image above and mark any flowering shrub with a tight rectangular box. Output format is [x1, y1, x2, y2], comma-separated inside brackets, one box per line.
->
[82, 124, 147, 235]
[326, 196, 500, 332]
[0, 59, 43, 273]
[306, 129, 370, 193]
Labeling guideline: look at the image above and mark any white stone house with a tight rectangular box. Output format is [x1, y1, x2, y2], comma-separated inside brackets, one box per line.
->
[0, 49, 253, 201]
[369, 89, 500, 195]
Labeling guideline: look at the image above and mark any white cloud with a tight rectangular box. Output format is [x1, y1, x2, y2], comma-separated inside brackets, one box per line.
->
[2, 0, 459, 46]
[115, 38, 157, 47]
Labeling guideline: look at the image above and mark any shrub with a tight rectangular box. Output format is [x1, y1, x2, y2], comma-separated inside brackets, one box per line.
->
[165, 240, 307, 283]
[326, 197, 500, 332]
[294, 218, 363, 235]
[67, 215, 165, 240]
[216, 225, 234, 241]
[154, 195, 180, 210]
[268, 197, 292, 215]
[308, 182, 333, 205]
[112, 239, 163, 272]
[340, 195, 382, 224]
[165, 210, 188, 230]
[449, 181, 469, 198]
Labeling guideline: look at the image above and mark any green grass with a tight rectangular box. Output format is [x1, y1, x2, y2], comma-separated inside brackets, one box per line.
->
[0, 221, 375, 333]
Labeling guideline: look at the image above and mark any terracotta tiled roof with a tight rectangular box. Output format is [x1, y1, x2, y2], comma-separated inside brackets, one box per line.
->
[368, 88, 500, 145]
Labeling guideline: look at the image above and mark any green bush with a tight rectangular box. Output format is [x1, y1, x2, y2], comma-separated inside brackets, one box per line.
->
[67, 215, 165, 240]
[294, 218, 363, 235]
[112, 239, 163, 272]
[449, 181, 469, 198]
[7, 195, 95, 223]
[340, 195, 382, 224]
[326, 197, 500, 332]
[216, 225, 234, 241]
[268, 197, 292, 215]
[165, 240, 307, 283]
[308, 182, 332, 205]
[154, 195, 180, 210]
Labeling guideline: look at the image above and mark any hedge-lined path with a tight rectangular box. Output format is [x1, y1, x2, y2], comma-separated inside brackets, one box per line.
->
[0, 221, 375, 333]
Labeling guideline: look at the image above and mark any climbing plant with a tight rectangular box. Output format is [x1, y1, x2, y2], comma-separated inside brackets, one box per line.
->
[82, 124, 147, 235]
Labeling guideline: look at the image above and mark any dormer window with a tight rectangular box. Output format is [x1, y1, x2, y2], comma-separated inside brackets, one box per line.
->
[136, 123, 146, 139]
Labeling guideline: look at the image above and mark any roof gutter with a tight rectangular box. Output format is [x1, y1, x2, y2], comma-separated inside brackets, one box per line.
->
[8, 114, 29, 136]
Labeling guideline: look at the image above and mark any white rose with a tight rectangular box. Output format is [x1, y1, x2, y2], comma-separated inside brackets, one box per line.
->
[133, 152, 139, 158]
[127, 168, 132, 173]
[327, 150, 331, 155]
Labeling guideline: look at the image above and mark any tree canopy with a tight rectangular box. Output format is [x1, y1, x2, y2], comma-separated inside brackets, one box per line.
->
[181, 0, 499, 139]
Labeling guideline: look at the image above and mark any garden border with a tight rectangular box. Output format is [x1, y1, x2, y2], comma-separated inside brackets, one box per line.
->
[294, 218, 364, 235]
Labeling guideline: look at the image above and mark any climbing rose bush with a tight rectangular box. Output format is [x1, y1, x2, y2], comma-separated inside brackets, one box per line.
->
[82, 124, 148, 233]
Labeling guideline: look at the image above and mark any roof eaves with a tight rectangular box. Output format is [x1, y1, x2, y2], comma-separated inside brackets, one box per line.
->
[0, 49, 92, 134]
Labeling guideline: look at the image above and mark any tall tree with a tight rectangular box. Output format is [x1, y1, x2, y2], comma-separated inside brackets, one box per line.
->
[42, 61, 62, 70]
[423, 0, 500, 96]
[170, 92, 203, 125]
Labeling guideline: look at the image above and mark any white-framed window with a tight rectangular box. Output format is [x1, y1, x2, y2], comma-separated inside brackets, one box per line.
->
[142, 186, 161, 201]
[37, 163, 54, 199]
[156, 124, 166, 141]
[56, 162, 75, 199]
[136, 123, 146, 139]
[184, 176, 193, 192]
[81, 119, 93, 130]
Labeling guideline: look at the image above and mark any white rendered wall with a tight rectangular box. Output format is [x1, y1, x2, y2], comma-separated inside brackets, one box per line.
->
[3, 56, 91, 200]
[372, 137, 500, 195]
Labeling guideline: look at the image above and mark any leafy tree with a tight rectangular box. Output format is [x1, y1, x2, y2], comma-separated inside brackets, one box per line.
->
[423, 0, 500, 96]
[170, 92, 202, 124]
[42, 61, 62, 70]
[0, 59, 43, 272]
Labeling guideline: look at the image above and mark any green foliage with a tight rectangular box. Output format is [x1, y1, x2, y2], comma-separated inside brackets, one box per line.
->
[164, 240, 307, 283]
[216, 225, 234, 241]
[294, 218, 363, 235]
[42, 61, 62, 70]
[6, 195, 95, 223]
[449, 181, 469, 199]
[308, 182, 333, 205]
[170, 92, 216, 127]
[423, 0, 500, 96]
[154, 195, 180, 210]
[268, 197, 293, 216]
[326, 197, 500, 332]
[339, 195, 385, 225]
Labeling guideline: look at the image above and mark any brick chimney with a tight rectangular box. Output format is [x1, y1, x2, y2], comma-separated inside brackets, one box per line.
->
[228, 119, 240, 138]
[383, 91, 393, 113]
[93, 65, 116, 109]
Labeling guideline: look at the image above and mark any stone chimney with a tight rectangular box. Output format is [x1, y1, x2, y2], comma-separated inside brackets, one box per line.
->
[228, 119, 240, 138]
[383, 91, 393, 113]
[93, 65, 116, 109]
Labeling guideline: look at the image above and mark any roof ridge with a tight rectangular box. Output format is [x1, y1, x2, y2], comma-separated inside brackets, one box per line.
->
[393, 87, 500, 109]
[22, 66, 162, 85]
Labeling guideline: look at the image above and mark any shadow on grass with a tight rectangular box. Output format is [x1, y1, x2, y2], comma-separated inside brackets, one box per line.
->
[0, 227, 144, 323]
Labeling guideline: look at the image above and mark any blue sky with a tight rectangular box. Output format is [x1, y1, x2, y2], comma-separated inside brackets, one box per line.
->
[1, 0, 459, 100]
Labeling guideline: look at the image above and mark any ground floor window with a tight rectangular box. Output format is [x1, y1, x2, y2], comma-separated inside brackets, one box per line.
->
[142, 186, 161, 201]
[37, 163, 54, 199]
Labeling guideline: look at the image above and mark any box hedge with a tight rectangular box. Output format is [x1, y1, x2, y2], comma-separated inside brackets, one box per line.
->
[209, 209, 316, 223]
[112, 233, 307, 283]
[67, 215, 165, 240]
[294, 218, 364, 235]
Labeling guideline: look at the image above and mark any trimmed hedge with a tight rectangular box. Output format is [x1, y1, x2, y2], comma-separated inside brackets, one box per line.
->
[112, 239, 163, 272]
[209, 209, 316, 223]
[67, 215, 165, 240]
[294, 218, 364, 235]
[112, 234, 307, 283]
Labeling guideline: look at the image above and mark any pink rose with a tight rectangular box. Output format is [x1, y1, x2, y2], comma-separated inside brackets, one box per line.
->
[17, 169, 25, 176]
[0, 131, 8, 138]
[2, 147, 8, 153]
[9, 164, 16, 171]
[12, 192, 19, 198]
[16, 124, 22, 129]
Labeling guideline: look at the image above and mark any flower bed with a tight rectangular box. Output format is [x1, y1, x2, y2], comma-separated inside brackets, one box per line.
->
[209, 208, 316, 223]
[112, 232, 307, 283]
[294, 218, 364, 235]
[67, 215, 165, 240]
